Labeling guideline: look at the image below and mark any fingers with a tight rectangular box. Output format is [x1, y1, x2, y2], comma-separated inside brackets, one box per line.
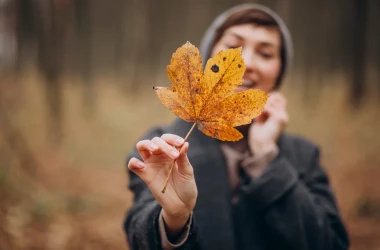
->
[267, 92, 287, 109]
[257, 92, 289, 126]
[152, 137, 180, 159]
[266, 102, 289, 125]
[176, 142, 193, 176]
[151, 134, 185, 160]
[264, 92, 287, 116]
[127, 157, 152, 184]
[136, 139, 157, 161]
[160, 134, 185, 147]
[135, 134, 185, 162]
[129, 135, 192, 183]
[128, 157, 146, 173]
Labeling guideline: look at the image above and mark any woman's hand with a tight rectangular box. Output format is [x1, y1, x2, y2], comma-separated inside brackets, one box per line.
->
[128, 133, 197, 236]
[249, 92, 289, 155]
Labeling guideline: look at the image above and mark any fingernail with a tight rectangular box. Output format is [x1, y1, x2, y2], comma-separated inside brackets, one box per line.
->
[175, 138, 184, 145]
[170, 150, 179, 158]
[149, 143, 158, 151]
[136, 162, 145, 169]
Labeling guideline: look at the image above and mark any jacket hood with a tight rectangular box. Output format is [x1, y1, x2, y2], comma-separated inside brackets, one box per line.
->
[199, 3, 293, 88]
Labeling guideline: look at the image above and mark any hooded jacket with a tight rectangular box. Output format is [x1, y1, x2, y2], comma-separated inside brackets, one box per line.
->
[124, 4, 349, 250]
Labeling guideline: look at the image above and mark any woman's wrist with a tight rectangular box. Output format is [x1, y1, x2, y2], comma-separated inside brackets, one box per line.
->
[250, 139, 277, 156]
[162, 209, 191, 239]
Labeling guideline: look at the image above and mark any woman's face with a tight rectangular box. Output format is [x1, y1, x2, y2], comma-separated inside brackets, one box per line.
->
[211, 23, 282, 93]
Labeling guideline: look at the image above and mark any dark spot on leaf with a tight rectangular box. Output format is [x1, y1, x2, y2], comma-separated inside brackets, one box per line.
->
[243, 95, 245, 98]
[240, 112, 242, 114]
[223, 57, 226, 61]
[196, 88, 200, 94]
[197, 78, 200, 82]
[238, 64, 242, 68]
[211, 64, 219, 73]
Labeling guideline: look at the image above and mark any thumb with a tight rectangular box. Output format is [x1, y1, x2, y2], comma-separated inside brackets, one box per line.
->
[176, 142, 193, 177]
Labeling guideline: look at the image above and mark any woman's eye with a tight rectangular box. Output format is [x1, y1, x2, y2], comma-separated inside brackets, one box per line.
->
[225, 44, 240, 49]
[259, 52, 273, 59]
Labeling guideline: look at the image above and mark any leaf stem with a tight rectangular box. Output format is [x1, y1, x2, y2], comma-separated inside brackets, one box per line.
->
[184, 122, 197, 141]
[161, 122, 197, 193]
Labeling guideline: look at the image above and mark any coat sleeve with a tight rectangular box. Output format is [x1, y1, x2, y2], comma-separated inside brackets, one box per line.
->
[123, 129, 199, 250]
[240, 139, 349, 250]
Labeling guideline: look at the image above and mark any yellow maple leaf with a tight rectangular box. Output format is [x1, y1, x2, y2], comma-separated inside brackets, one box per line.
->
[154, 42, 268, 141]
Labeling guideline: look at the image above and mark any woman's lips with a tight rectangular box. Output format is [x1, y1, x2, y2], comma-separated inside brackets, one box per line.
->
[236, 79, 257, 92]
[242, 79, 256, 88]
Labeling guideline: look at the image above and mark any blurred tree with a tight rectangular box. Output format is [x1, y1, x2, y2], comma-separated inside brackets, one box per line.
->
[74, 0, 94, 118]
[34, 0, 72, 144]
[351, 0, 368, 107]
[0, 0, 17, 71]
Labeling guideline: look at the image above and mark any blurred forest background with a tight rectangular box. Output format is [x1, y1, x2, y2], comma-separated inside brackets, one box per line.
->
[0, 0, 379, 249]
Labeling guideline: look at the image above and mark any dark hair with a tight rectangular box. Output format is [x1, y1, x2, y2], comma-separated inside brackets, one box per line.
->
[211, 9, 285, 89]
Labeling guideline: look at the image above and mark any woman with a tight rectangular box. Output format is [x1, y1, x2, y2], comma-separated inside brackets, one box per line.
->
[124, 4, 349, 250]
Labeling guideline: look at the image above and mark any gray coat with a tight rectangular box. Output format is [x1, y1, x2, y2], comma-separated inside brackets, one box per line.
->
[124, 119, 349, 250]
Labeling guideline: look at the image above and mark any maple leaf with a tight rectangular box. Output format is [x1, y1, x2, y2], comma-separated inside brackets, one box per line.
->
[154, 42, 268, 141]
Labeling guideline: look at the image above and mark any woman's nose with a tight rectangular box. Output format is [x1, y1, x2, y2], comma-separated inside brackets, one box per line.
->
[242, 50, 257, 72]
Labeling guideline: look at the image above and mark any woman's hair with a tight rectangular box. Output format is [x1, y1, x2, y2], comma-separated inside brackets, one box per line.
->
[211, 9, 285, 88]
